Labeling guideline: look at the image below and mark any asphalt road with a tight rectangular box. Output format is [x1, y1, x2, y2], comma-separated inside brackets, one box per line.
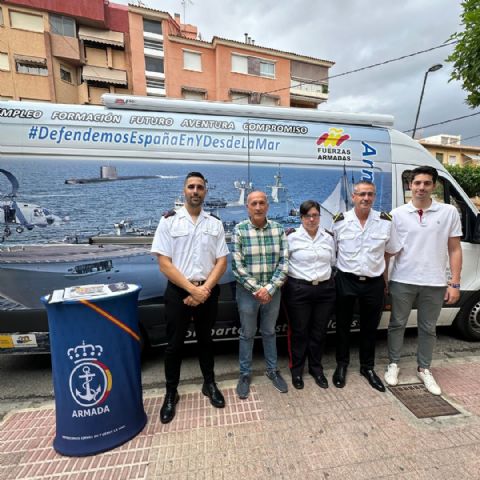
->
[1, 327, 480, 420]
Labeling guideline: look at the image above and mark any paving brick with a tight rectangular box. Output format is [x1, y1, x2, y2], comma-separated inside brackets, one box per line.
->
[4, 364, 480, 479]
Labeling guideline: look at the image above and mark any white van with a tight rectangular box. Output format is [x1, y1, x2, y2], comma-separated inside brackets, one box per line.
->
[0, 95, 479, 353]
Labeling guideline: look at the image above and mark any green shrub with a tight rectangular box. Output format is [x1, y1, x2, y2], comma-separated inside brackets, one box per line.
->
[445, 164, 480, 197]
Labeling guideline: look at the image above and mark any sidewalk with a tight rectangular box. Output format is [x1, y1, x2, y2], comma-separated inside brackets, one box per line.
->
[1, 355, 480, 479]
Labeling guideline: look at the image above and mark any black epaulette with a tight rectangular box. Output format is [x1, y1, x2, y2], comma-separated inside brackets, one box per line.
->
[333, 212, 344, 223]
[209, 212, 220, 221]
[380, 211, 392, 221]
[285, 227, 296, 236]
[324, 229, 334, 237]
[162, 209, 177, 218]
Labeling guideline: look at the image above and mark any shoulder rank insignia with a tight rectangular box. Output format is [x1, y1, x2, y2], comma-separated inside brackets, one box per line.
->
[162, 209, 177, 218]
[285, 227, 296, 236]
[380, 211, 392, 221]
[325, 229, 334, 237]
[333, 212, 344, 223]
[209, 212, 221, 221]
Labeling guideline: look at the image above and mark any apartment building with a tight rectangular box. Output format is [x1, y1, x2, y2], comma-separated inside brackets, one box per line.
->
[0, 0, 131, 104]
[420, 134, 480, 167]
[128, 5, 333, 107]
[0, 1, 334, 108]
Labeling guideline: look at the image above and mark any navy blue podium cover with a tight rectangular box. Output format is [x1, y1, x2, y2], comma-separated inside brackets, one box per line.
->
[42, 283, 147, 456]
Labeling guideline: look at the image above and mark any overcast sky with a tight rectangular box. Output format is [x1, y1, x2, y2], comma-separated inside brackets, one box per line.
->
[118, 0, 479, 145]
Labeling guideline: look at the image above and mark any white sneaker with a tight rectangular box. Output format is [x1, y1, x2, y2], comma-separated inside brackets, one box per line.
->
[384, 363, 400, 386]
[417, 369, 442, 395]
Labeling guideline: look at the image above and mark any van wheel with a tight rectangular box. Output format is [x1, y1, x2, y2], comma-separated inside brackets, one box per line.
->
[455, 293, 480, 341]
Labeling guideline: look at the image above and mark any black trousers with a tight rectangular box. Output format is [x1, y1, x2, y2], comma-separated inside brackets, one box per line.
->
[284, 277, 336, 377]
[164, 281, 220, 390]
[335, 271, 385, 369]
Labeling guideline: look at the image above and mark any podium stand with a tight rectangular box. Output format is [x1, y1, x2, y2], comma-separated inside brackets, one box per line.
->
[42, 283, 147, 456]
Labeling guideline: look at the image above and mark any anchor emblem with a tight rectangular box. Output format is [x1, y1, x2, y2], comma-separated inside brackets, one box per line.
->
[67, 340, 111, 407]
[75, 365, 102, 402]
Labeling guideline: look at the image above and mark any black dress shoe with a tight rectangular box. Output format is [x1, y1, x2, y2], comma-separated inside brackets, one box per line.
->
[332, 365, 347, 388]
[160, 390, 179, 424]
[313, 372, 329, 389]
[360, 367, 386, 392]
[292, 376, 304, 389]
[202, 382, 226, 408]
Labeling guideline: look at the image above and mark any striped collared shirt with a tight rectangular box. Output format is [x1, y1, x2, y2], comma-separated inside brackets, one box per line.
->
[232, 218, 288, 295]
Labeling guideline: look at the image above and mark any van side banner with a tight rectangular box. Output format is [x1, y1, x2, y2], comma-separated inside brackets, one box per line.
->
[0, 103, 391, 168]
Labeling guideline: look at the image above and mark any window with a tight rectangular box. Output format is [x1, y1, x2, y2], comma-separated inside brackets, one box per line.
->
[259, 95, 278, 106]
[50, 14, 75, 37]
[0, 8, 4, 26]
[183, 50, 201, 72]
[10, 11, 44, 33]
[183, 90, 205, 101]
[145, 56, 164, 73]
[0, 52, 9, 71]
[259, 61, 274, 78]
[60, 65, 73, 84]
[232, 54, 248, 74]
[143, 19, 162, 35]
[402, 169, 445, 205]
[448, 155, 457, 166]
[144, 39, 163, 51]
[435, 152, 444, 163]
[231, 92, 250, 104]
[231, 53, 275, 78]
[146, 77, 165, 89]
[16, 61, 48, 76]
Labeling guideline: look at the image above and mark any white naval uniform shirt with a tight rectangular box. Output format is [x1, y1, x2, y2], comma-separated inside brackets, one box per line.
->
[390, 200, 462, 286]
[287, 225, 335, 282]
[151, 206, 229, 280]
[333, 209, 401, 278]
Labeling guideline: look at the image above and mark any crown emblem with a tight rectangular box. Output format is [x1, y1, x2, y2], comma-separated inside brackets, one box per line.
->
[67, 340, 103, 360]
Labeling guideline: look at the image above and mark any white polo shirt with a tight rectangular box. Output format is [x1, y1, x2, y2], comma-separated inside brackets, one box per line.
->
[390, 200, 462, 286]
[333, 208, 401, 278]
[151, 206, 229, 281]
[287, 225, 335, 282]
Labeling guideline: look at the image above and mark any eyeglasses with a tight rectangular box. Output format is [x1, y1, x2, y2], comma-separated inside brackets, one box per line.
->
[353, 191, 375, 197]
[302, 214, 320, 220]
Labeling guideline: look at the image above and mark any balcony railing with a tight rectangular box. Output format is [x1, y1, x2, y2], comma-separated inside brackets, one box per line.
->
[290, 79, 328, 97]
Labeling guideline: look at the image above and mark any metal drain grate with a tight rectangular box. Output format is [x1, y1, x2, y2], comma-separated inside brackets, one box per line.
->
[388, 383, 460, 418]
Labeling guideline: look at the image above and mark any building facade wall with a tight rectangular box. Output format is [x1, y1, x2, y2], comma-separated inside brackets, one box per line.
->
[128, 12, 147, 96]
[215, 43, 290, 105]
[1, 0, 130, 104]
[165, 41, 214, 99]
[51, 58, 78, 104]
[421, 143, 480, 167]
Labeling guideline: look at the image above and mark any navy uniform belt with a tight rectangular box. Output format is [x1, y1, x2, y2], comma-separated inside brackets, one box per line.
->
[288, 276, 330, 286]
[190, 280, 206, 286]
[340, 271, 382, 282]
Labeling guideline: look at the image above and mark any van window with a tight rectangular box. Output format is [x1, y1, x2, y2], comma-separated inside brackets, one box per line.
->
[402, 170, 444, 204]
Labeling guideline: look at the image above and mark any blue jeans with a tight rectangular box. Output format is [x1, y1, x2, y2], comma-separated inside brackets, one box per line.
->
[236, 284, 281, 376]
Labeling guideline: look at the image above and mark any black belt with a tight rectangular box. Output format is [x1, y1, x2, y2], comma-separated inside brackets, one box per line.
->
[288, 276, 330, 286]
[190, 280, 206, 286]
[339, 271, 382, 282]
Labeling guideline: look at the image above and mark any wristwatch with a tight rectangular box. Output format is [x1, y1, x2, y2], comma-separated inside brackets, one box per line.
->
[448, 282, 461, 289]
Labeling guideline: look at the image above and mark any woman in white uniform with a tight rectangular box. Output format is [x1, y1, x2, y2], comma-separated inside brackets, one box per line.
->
[284, 200, 336, 390]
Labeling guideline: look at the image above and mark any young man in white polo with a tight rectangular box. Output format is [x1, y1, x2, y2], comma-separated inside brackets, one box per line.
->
[385, 166, 462, 395]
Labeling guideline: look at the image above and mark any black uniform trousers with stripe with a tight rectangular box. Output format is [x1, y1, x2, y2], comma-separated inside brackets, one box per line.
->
[335, 270, 385, 369]
[284, 276, 336, 378]
[164, 281, 220, 391]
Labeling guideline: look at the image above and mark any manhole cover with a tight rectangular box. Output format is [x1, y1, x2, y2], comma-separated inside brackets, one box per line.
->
[388, 383, 460, 419]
